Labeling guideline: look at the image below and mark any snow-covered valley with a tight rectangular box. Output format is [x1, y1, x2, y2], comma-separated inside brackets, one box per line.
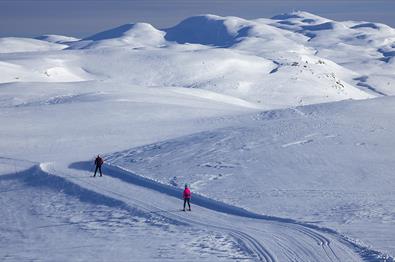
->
[1, 11, 395, 261]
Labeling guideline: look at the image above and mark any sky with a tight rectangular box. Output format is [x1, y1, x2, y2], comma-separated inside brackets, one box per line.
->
[0, 0, 394, 38]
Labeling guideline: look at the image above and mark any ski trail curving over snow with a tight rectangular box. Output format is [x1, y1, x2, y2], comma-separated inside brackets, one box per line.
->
[231, 230, 276, 262]
[37, 162, 269, 261]
[67, 161, 392, 262]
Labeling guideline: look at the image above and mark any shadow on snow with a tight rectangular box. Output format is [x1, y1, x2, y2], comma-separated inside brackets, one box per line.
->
[69, 161, 391, 262]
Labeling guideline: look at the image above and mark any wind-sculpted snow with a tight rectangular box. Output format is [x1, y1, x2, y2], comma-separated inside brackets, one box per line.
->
[3, 11, 392, 106]
[86, 24, 139, 41]
[269, 11, 395, 95]
[35, 35, 80, 45]
[1, 161, 259, 261]
[107, 96, 395, 258]
[68, 161, 391, 261]
[0, 53, 93, 83]
[0, 37, 67, 53]
[72, 23, 166, 49]
[1, 10, 395, 261]
[351, 23, 381, 30]
[164, 15, 245, 47]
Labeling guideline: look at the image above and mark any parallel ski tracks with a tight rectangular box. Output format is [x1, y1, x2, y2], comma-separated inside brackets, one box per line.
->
[288, 225, 340, 262]
[43, 163, 388, 262]
[44, 164, 275, 261]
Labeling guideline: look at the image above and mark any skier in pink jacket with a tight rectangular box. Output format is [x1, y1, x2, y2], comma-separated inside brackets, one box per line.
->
[183, 184, 191, 211]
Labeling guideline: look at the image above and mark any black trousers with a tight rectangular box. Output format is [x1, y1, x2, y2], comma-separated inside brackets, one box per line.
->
[183, 198, 191, 210]
[94, 165, 102, 176]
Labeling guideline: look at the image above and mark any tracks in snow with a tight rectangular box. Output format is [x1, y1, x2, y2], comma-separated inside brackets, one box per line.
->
[231, 230, 275, 262]
[42, 162, 390, 261]
[36, 164, 268, 260]
[41, 163, 273, 261]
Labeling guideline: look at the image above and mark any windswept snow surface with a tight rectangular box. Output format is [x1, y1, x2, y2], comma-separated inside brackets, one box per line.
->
[1, 11, 395, 261]
[0, 37, 67, 53]
[35, 35, 80, 45]
[108, 97, 395, 258]
[269, 11, 395, 96]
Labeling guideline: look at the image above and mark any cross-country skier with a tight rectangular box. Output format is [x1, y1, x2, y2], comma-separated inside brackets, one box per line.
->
[183, 184, 191, 211]
[94, 155, 104, 177]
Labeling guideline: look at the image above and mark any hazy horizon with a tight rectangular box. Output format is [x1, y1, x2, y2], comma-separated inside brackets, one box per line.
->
[1, 0, 394, 38]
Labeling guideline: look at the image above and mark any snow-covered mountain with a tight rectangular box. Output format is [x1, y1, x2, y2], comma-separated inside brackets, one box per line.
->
[0, 37, 67, 53]
[35, 34, 80, 45]
[4, 11, 395, 108]
[1, 11, 394, 261]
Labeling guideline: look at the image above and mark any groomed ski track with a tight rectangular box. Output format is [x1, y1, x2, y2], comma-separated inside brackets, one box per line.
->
[31, 161, 390, 262]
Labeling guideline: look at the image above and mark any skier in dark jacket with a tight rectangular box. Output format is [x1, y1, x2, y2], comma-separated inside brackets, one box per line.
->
[182, 184, 191, 211]
[94, 155, 104, 177]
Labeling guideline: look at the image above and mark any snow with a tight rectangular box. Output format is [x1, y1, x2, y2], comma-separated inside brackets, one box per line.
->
[35, 34, 80, 45]
[0, 11, 394, 261]
[72, 23, 167, 49]
[268, 11, 395, 96]
[0, 37, 67, 53]
[108, 97, 395, 257]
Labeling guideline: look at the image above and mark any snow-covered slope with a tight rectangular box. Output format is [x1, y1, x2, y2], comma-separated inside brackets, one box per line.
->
[0, 54, 92, 83]
[2, 12, 384, 109]
[108, 96, 395, 257]
[71, 23, 166, 49]
[1, 11, 395, 261]
[269, 11, 395, 95]
[0, 37, 67, 53]
[35, 34, 80, 45]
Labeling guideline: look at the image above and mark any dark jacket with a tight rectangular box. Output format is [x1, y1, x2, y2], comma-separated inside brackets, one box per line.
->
[95, 156, 104, 166]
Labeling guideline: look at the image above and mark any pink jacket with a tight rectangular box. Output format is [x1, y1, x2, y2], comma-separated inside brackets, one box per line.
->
[183, 188, 191, 199]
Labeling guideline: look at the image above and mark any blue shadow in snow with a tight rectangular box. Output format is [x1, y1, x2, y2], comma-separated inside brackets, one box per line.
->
[351, 23, 380, 30]
[69, 161, 392, 261]
[72, 162, 279, 220]
[84, 24, 135, 41]
[164, 15, 252, 48]
[1, 165, 127, 209]
[1, 164, 186, 227]
[69, 161, 324, 226]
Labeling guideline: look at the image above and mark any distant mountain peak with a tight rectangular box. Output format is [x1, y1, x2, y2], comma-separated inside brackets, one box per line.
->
[271, 11, 330, 21]
[84, 23, 161, 41]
